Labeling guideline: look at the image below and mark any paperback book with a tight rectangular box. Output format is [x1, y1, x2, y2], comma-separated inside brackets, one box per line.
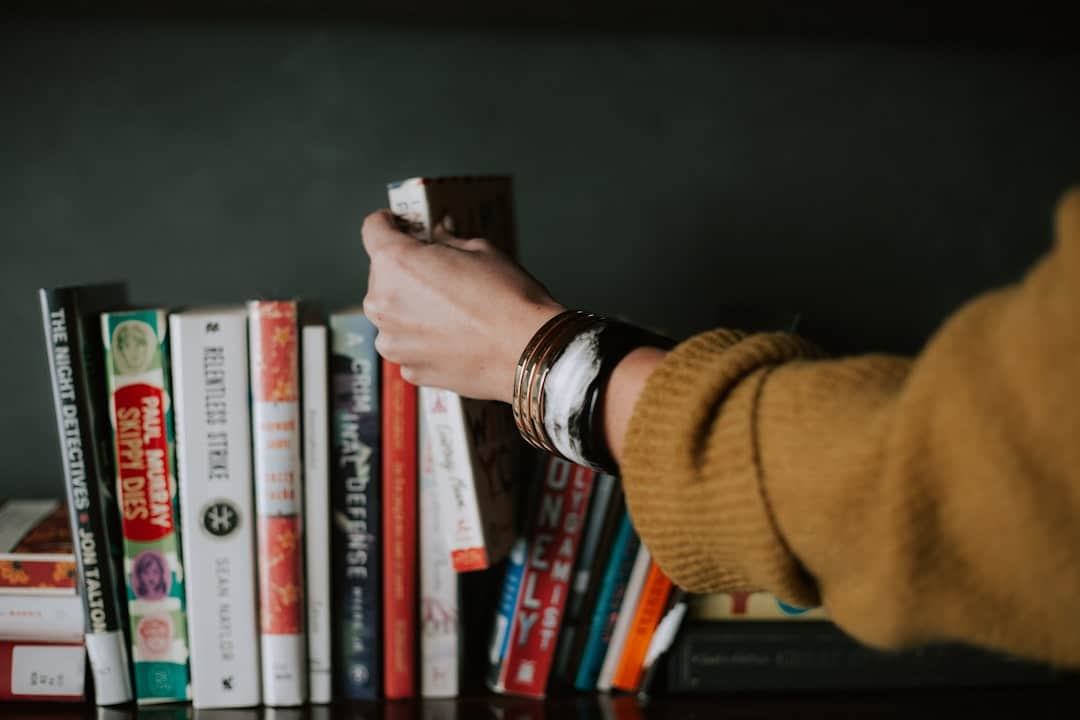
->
[101, 309, 191, 704]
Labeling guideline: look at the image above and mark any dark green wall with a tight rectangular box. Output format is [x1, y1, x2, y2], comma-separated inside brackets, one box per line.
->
[3, 20, 1079, 498]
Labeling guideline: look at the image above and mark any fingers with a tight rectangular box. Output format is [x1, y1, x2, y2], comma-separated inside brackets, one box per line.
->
[361, 209, 418, 257]
[432, 216, 492, 253]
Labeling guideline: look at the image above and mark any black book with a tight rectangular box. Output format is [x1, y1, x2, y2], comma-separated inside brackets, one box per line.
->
[38, 283, 134, 705]
[328, 310, 382, 700]
[554, 475, 624, 686]
[666, 620, 1065, 693]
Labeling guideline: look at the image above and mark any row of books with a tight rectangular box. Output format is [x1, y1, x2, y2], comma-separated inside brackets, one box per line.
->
[18, 176, 1067, 708]
[29, 280, 693, 707]
[0, 499, 88, 702]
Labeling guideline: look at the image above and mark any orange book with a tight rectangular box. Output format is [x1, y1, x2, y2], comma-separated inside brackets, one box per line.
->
[611, 560, 673, 692]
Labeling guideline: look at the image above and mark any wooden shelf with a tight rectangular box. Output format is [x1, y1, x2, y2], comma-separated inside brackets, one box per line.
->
[6, 684, 1080, 719]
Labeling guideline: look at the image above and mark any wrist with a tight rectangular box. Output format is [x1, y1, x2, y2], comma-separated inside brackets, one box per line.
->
[499, 300, 565, 404]
[512, 310, 674, 473]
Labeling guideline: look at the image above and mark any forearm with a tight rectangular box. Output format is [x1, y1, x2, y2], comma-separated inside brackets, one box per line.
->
[602, 346, 668, 464]
[620, 191, 1080, 668]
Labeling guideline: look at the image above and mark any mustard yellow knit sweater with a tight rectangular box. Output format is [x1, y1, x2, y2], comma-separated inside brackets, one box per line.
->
[621, 188, 1080, 669]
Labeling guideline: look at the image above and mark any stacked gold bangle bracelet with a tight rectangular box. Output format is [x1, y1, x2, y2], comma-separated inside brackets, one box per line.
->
[512, 310, 598, 454]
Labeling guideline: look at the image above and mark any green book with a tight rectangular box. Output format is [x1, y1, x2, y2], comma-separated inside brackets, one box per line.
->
[101, 309, 191, 704]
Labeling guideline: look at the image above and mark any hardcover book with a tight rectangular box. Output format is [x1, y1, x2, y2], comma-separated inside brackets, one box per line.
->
[170, 307, 261, 708]
[665, 621, 1062, 692]
[688, 591, 827, 621]
[490, 457, 596, 698]
[101, 308, 191, 704]
[0, 641, 86, 702]
[328, 310, 381, 700]
[39, 284, 134, 705]
[248, 300, 307, 706]
[382, 359, 417, 699]
[0, 499, 77, 595]
[388, 176, 519, 572]
[419, 407, 458, 698]
[573, 512, 639, 692]
[302, 321, 332, 704]
[596, 545, 651, 692]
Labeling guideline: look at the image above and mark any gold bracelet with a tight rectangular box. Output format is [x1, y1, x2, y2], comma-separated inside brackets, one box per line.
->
[513, 310, 589, 452]
[526, 312, 600, 453]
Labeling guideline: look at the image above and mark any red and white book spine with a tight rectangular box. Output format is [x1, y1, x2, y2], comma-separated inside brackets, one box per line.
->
[171, 307, 262, 708]
[302, 323, 332, 704]
[418, 388, 515, 572]
[0, 641, 85, 702]
[389, 177, 519, 573]
[248, 300, 307, 706]
[0, 595, 83, 643]
[0, 499, 77, 596]
[596, 545, 651, 692]
[382, 359, 417, 698]
[496, 459, 595, 698]
[419, 406, 458, 698]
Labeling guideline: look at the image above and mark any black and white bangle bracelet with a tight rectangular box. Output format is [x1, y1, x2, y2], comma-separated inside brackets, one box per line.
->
[513, 310, 675, 473]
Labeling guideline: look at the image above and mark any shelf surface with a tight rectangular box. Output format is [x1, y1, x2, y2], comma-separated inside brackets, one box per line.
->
[5, 685, 1080, 719]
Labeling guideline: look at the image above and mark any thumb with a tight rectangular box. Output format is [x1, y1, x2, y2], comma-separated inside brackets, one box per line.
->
[362, 209, 419, 256]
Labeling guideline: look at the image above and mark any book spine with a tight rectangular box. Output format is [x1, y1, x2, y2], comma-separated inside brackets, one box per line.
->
[248, 300, 307, 706]
[38, 288, 133, 705]
[688, 591, 828, 621]
[0, 594, 84, 642]
[382, 359, 417, 699]
[391, 180, 517, 571]
[499, 459, 596, 698]
[0, 641, 86, 702]
[459, 397, 518, 567]
[419, 407, 458, 698]
[665, 621, 1058, 692]
[329, 313, 381, 700]
[302, 324, 332, 704]
[486, 537, 527, 691]
[0, 500, 77, 594]
[573, 514, 639, 692]
[611, 560, 673, 692]
[101, 309, 191, 703]
[171, 311, 261, 708]
[553, 473, 617, 682]
[597, 545, 652, 692]
[419, 388, 490, 572]
[636, 589, 688, 700]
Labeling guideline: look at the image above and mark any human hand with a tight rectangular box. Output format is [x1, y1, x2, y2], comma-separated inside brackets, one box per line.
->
[361, 209, 565, 403]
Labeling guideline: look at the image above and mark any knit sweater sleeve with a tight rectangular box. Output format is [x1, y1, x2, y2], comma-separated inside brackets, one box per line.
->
[620, 188, 1080, 668]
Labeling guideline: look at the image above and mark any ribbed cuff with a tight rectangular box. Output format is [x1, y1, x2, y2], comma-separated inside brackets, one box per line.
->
[620, 329, 822, 606]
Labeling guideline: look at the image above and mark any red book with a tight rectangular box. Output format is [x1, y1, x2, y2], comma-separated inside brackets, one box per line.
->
[248, 300, 307, 706]
[0, 500, 77, 594]
[498, 458, 595, 698]
[382, 360, 417, 699]
[0, 641, 85, 702]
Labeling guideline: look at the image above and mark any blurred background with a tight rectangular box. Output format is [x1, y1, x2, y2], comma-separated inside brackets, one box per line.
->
[3, 2, 1079, 498]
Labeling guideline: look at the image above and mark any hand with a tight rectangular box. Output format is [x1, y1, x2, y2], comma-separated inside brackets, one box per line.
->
[361, 209, 565, 403]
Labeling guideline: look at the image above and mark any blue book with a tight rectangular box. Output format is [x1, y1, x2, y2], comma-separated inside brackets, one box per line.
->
[485, 537, 528, 689]
[329, 311, 381, 699]
[574, 512, 640, 691]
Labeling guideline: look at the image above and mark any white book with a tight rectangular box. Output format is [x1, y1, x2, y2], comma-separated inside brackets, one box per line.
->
[302, 324, 332, 704]
[248, 300, 307, 707]
[170, 307, 261, 709]
[0, 594, 83, 643]
[388, 177, 520, 572]
[419, 405, 459, 698]
[596, 545, 652, 692]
